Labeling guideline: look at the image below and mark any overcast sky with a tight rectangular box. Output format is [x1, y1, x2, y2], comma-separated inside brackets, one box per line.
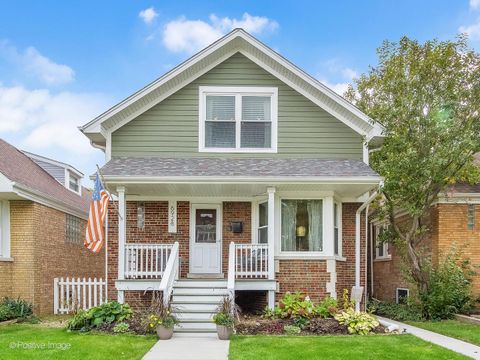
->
[0, 0, 479, 186]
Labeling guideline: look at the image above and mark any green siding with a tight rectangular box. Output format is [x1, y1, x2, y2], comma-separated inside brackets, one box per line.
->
[112, 53, 363, 159]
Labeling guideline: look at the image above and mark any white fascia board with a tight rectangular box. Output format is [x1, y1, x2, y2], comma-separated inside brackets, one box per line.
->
[12, 183, 88, 220]
[100, 175, 382, 185]
[22, 151, 84, 177]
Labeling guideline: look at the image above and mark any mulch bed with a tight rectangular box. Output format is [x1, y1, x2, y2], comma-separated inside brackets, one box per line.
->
[235, 314, 386, 335]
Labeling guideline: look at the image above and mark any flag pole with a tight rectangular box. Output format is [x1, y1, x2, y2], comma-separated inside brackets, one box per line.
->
[96, 164, 123, 221]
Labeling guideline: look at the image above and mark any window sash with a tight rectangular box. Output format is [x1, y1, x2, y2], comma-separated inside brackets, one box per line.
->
[201, 89, 276, 151]
[375, 225, 389, 258]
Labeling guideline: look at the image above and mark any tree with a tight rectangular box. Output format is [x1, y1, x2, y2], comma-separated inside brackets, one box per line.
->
[345, 35, 480, 293]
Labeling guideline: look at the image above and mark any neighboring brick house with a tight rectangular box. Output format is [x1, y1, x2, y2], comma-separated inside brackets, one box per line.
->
[80, 29, 383, 333]
[369, 183, 480, 303]
[0, 139, 105, 314]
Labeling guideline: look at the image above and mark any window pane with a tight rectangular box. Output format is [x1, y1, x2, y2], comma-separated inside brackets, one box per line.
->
[259, 202, 268, 227]
[205, 121, 235, 148]
[206, 96, 235, 120]
[258, 227, 268, 244]
[242, 96, 271, 121]
[281, 200, 322, 252]
[241, 122, 271, 148]
[195, 209, 217, 243]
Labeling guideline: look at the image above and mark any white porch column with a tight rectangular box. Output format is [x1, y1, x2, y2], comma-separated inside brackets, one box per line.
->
[323, 196, 335, 256]
[267, 187, 276, 309]
[117, 186, 126, 303]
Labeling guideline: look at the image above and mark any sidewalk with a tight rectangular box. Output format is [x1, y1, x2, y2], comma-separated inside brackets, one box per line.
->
[142, 333, 229, 360]
[378, 316, 480, 360]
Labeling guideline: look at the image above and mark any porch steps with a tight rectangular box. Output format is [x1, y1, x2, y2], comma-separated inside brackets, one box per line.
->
[172, 279, 227, 333]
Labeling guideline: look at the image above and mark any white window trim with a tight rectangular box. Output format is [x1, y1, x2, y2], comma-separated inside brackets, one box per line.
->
[396, 288, 409, 304]
[65, 169, 82, 196]
[0, 200, 11, 261]
[198, 86, 278, 153]
[252, 198, 268, 244]
[334, 199, 343, 256]
[277, 196, 329, 257]
[374, 224, 391, 260]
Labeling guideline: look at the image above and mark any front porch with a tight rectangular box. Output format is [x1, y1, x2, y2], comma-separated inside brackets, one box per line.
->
[106, 175, 377, 312]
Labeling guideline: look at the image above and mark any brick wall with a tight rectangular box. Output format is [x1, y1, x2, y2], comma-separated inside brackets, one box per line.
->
[3, 201, 105, 314]
[222, 202, 251, 274]
[435, 203, 480, 296]
[0, 262, 12, 299]
[276, 260, 329, 303]
[336, 203, 367, 305]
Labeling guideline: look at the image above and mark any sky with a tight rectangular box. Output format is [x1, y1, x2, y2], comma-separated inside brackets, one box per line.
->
[0, 0, 479, 187]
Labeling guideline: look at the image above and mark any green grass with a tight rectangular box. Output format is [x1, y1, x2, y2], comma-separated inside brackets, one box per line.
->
[229, 335, 469, 360]
[408, 320, 480, 346]
[0, 324, 157, 360]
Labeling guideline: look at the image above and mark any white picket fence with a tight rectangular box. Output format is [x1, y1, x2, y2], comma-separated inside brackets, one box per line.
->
[54, 277, 106, 314]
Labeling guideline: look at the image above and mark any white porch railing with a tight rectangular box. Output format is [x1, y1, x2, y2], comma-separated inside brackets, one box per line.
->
[227, 242, 236, 299]
[234, 243, 269, 279]
[54, 277, 106, 314]
[124, 243, 173, 279]
[159, 241, 179, 306]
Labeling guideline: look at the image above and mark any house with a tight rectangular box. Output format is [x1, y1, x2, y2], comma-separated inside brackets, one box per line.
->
[0, 139, 105, 314]
[369, 183, 480, 304]
[80, 29, 383, 332]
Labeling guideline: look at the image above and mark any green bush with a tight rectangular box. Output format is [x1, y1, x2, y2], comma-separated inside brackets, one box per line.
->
[113, 322, 130, 334]
[419, 251, 474, 320]
[0, 298, 33, 321]
[368, 299, 423, 321]
[213, 312, 234, 327]
[66, 301, 133, 331]
[277, 292, 315, 318]
[212, 296, 239, 328]
[313, 297, 338, 318]
[284, 324, 301, 335]
[334, 308, 379, 335]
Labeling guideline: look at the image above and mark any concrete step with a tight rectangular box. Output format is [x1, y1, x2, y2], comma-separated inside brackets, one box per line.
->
[173, 311, 214, 321]
[172, 301, 220, 312]
[176, 320, 216, 330]
[172, 294, 225, 303]
[174, 327, 217, 334]
[172, 287, 230, 296]
[174, 280, 227, 288]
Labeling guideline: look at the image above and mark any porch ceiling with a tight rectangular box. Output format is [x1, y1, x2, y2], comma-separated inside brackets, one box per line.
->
[115, 182, 377, 199]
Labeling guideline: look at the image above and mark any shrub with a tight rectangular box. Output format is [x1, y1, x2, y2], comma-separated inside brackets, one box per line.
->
[284, 324, 301, 335]
[334, 309, 379, 335]
[66, 301, 133, 331]
[145, 293, 179, 331]
[277, 292, 315, 319]
[213, 312, 234, 328]
[113, 322, 130, 334]
[418, 251, 474, 320]
[313, 297, 338, 318]
[368, 299, 423, 322]
[0, 298, 33, 321]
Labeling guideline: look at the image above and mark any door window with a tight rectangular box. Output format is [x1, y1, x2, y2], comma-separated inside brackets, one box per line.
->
[195, 209, 217, 243]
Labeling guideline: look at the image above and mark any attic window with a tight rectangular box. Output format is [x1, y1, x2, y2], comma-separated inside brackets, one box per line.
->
[199, 86, 277, 152]
[69, 174, 80, 193]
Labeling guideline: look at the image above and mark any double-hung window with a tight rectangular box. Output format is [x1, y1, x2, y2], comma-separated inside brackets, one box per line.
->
[374, 224, 390, 259]
[199, 87, 277, 152]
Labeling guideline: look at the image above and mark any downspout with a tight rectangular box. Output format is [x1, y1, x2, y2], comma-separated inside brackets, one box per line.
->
[355, 191, 378, 311]
[365, 203, 369, 304]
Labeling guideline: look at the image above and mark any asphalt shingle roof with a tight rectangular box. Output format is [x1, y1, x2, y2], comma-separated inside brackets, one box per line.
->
[0, 139, 91, 216]
[101, 157, 380, 178]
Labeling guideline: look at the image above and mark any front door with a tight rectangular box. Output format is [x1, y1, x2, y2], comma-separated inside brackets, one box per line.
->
[190, 204, 222, 274]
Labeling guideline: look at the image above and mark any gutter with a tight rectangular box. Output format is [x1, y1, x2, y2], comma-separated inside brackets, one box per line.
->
[355, 190, 379, 311]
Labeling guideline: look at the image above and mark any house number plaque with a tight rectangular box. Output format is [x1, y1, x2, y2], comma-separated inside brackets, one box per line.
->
[168, 200, 177, 233]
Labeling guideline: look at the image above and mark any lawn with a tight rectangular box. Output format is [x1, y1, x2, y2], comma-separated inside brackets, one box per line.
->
[229, 335, 469, 360]
[0, 323, 157, 360]
[408, 320, 480, 346]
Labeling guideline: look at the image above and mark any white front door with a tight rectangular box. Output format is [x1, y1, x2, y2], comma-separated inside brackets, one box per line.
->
[190, 204, 222, 274]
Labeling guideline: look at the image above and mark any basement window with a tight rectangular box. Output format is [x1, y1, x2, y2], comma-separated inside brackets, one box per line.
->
[66, 214, 82, 245]
[396, 288, 409, 304]
[468, 204, 475, 230]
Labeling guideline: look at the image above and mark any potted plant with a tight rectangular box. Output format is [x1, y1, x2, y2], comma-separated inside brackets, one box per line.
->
[146, 292, 179, 340]
[213, 296, 240, 340]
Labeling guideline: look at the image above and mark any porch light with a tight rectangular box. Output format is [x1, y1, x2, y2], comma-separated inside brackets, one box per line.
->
[296, 225, 306, 237]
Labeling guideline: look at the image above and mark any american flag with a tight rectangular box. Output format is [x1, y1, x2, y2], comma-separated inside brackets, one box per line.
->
[84, 173, 110, 253]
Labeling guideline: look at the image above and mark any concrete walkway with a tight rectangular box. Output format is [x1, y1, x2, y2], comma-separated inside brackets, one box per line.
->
[142, 333, 229, 360]
[378, 316, 480, 360]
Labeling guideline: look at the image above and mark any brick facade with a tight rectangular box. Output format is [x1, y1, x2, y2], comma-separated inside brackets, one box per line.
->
[371, 203, 480, 302]
[1, 201, 105, 314]
[107, 200, 366, 309]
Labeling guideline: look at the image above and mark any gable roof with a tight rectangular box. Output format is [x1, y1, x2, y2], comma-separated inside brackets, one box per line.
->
[0, 139, 91, 218]
[80, 29, 383, 148]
